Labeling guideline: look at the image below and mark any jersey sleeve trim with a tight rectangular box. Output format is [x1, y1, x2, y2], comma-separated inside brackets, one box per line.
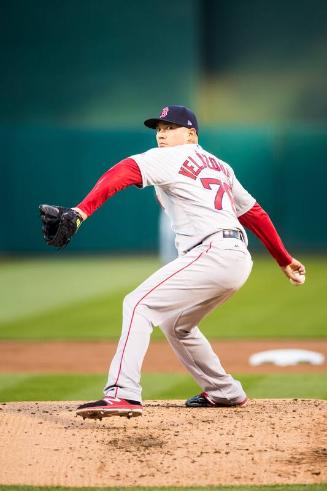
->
[235, 197, 256, 217]
[133, 157, 149, 188]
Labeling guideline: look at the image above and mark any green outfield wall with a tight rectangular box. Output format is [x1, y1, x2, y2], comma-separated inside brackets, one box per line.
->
[0, 0, 198, 127]
[1, 125, 326, 253]
[1, 1, 326, 253]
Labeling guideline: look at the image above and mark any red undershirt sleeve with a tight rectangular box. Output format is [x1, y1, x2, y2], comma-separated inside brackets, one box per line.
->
[76, 158, 143, 217]
[238, 202, 292, 267]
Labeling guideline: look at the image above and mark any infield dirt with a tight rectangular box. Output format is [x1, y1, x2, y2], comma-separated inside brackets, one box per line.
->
[1, 339, 326, 373]
[0, 399, 326, 487]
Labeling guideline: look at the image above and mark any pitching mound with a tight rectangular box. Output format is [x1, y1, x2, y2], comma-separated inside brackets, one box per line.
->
[0, 399, 326, 487]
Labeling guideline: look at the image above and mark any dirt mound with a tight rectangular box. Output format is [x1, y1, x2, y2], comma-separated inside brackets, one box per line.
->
[0, 399, 326, 487]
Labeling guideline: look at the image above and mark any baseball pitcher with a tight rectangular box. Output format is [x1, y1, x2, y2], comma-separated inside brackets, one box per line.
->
[39, 105, 306, 419]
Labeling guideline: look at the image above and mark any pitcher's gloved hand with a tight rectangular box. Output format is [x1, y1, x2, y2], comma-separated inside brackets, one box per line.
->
[39, 204, 83, 248]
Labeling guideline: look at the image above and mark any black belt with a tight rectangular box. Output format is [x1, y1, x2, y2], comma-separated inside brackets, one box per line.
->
[188, 228, 245, 253]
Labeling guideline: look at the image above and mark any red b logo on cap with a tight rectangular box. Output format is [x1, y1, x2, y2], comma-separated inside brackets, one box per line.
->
[160, 107, 169, 118]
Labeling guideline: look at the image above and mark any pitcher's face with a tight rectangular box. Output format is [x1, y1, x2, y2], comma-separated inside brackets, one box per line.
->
[156, 122, 197, 147]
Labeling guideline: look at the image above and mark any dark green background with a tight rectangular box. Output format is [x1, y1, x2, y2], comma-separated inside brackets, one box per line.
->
[1, 0, 326, 253]
[1, 125, 326, 252]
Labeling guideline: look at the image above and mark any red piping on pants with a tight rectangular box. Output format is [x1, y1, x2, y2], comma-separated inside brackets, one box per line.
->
[113, 243, 212, 397]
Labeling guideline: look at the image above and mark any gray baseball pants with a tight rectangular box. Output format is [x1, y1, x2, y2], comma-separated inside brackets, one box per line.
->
[104, 232, 253, 404]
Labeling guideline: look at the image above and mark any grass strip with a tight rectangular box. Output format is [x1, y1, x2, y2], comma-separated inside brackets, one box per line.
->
[0, 255, 326, 339]
[0, 373, 326, 402]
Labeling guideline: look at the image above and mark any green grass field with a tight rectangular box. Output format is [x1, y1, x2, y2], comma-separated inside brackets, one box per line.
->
[0, 373, 326, 402]
[0, 254, 326, 340]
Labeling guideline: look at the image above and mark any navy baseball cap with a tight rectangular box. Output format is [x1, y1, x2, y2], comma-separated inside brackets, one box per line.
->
[144, 105, 198, 133]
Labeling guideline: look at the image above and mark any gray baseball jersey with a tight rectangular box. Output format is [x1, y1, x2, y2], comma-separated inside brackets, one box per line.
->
[131, 144, 255, 254]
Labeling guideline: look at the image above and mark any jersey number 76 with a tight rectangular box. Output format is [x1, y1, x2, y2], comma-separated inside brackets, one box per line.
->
[200, 178, 236, 213]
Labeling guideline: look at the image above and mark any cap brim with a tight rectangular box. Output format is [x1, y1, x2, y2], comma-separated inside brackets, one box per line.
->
[144, 118, 184, 129]
[144, 118, 161, 129]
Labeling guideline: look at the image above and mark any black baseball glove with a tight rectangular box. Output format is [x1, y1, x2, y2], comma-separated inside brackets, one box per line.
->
[39, 204, 83, 248]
